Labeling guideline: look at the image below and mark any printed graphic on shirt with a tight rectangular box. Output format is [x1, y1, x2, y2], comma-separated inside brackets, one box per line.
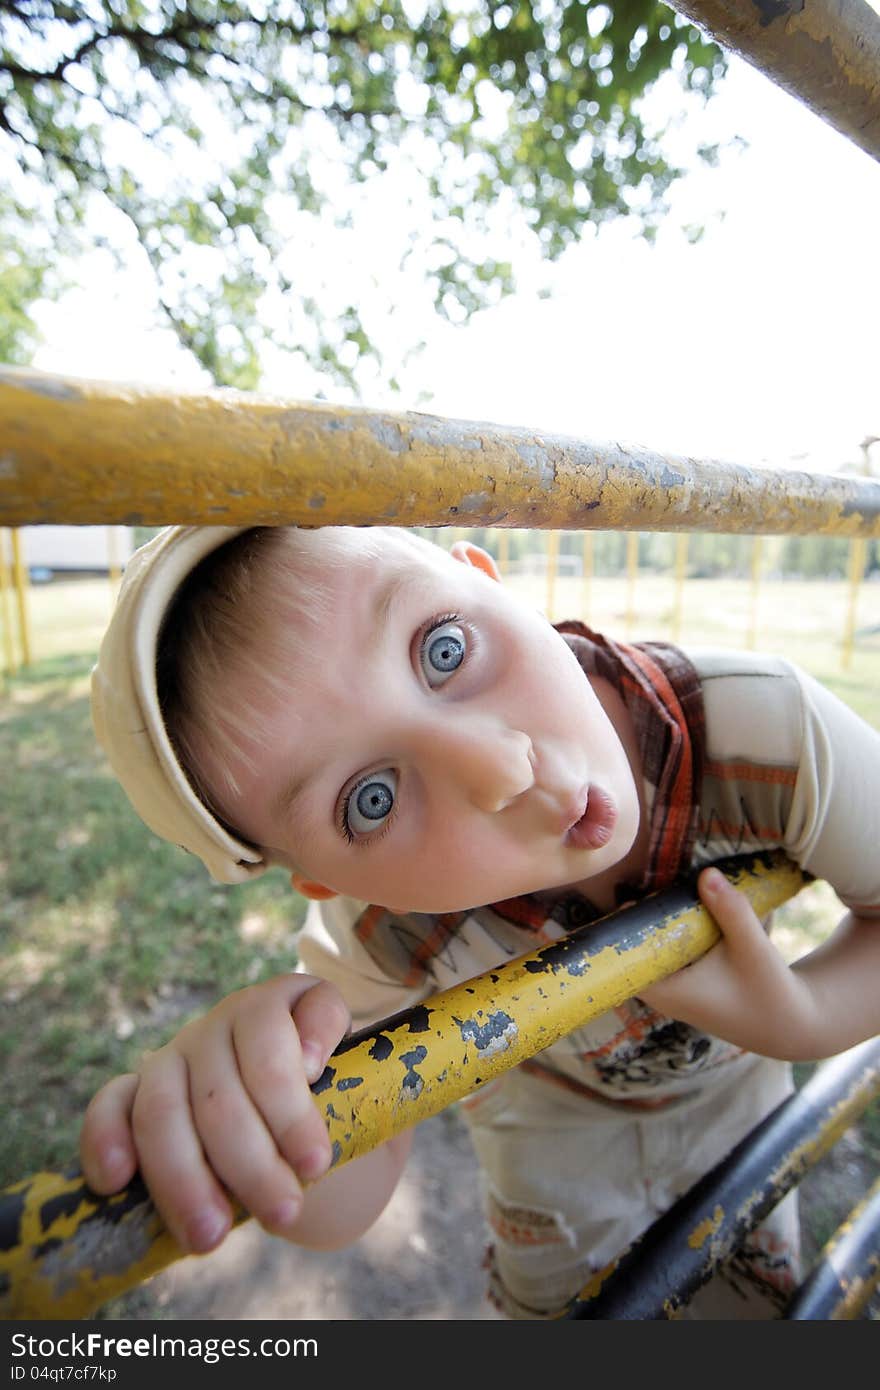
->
[553, 999, 741, 1100]
[721, 1226, 799, 1311]
[587, 1014, 731, 1091]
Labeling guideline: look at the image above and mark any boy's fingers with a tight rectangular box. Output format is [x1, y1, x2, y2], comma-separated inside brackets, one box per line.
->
[698, 868, 775, 960]
[79, 1072, 140, 1194]
[232, 1000, 334, 1185]
[288, 978, 352, 1081]
[133, 1047, 234, 1254]
[184, 1026, 315, 1238]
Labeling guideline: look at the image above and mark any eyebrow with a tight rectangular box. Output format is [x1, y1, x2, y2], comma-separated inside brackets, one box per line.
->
[269, 567, 413, 828]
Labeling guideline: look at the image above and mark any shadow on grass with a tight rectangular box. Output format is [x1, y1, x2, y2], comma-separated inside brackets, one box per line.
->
[4, 651, 97, 686]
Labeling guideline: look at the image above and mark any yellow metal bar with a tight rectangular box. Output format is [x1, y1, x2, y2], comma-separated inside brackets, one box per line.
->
[747, 535, 763, 650]
[668, 0, 880, 164]
[0, 529, 16, 676]
[497, 527, 509, 576]
[581, 532, 593, 623]
[106, 526, 122, 586]
[3, 368, 880, 535]
[841, 535, 866, 670]
[785, 1173, 880, 1320]
[0, 851, 807, 1321]
[625, 533, 639, 635]
[9, 528, 31, 667]
[318, 854, 805, 1163]
[672, 534, 688, 642]
[568, 1037, 880, 1319]
[545, 529, 559, 620]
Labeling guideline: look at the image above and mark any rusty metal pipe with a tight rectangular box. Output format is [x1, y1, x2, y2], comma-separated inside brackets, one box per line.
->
[668, 0, 880, 164]
[2, 368, 880, 535]
[784, 1174, 880, 1319]
[564, 1035, 880, 1319]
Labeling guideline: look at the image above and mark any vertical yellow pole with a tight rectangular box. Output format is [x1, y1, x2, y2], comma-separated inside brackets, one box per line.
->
[581, 532, 593, 623]
[841, 536, 866, 671]
[497, 528, 509, 577]
[10, 529, 32, 668]
[626, 533, 639, 635]
[107, 526, 122, 586]
[0, 530, 16, 678]
[672, 534, 688, 643]
[747, 536, 762, 650]
[545, 530, 560, 621]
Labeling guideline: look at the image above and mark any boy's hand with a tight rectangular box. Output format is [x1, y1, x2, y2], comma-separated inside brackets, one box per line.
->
[640, 867, 818, 1058]
[79, 974, 350, 1254]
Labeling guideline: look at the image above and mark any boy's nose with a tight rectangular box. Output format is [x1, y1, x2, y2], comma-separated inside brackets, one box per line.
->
[430, 721, 535, 813]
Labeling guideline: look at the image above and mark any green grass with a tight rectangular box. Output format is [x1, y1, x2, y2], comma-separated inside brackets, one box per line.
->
[0, 626, 305, 1190]
[2, 570, 878, 1313]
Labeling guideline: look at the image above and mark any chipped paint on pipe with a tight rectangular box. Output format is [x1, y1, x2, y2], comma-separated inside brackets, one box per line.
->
[784, 1174, 880, 1319]
[564, 1035, 880, 1319]
[668, 1, 880, 164]
[9, 529, 31, 667]
[0, 851, 805, 1320]
[315, 852, 806, 1168]
[0, 1173, 181, 1321]
[687, 1206, 725, 1250]
[2, 368, 880, 535]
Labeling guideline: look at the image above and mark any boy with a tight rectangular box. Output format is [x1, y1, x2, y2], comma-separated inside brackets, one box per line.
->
[84, 524, 880, 1318]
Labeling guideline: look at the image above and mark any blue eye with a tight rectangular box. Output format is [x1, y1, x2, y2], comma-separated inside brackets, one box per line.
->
[345, 769, 397, 836]
[421, 620, 466, 688]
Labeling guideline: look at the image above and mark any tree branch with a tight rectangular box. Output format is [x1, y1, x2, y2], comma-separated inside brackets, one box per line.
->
[0, 8, 373, 86]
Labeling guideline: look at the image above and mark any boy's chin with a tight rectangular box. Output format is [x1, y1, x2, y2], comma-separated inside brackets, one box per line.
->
[381, 838, 637, 916]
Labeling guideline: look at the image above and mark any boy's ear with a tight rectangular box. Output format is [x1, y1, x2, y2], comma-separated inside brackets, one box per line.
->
[449, 540, 501, 582]
[290, 873, 339, 901]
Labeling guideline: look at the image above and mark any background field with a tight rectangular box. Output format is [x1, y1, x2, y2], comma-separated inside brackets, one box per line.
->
[1, 559, 878, 1319]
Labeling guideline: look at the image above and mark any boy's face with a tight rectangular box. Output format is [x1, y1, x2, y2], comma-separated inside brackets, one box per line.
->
[198, 529, 641, 914]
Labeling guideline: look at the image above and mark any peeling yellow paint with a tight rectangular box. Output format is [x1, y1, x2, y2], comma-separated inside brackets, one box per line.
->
[569, 1257, 621, 1309]
[0, 1169, 182, 1321]
[687, 1205, 725, 1250]
[2, 368, 880, 534]
[799, 1175, 880, 1319]
[559, 1036, 880, 1318]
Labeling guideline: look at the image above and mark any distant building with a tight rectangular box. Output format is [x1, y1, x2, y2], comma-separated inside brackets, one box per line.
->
[18, 526, 134, 580]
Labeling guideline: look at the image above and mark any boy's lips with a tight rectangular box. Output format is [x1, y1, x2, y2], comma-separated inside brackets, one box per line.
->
[564, 784, 617, 850]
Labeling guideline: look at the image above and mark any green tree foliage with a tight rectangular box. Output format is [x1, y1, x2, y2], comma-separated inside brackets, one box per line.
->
[0, 225, 46, 363]
[0, 2, 725, 386]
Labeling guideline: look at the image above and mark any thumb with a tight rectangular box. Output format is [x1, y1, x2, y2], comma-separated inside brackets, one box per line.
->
[698, 867, 775, 964]
[79, 1072, 140, 1194]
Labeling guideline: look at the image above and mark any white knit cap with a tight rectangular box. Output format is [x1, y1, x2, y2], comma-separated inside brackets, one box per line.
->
[90, 526, 267, 883]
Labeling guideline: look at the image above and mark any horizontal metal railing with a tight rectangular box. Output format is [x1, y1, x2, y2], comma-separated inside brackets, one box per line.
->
[784, 1173, 880, 1320]
[564, 1036, 880, 1319]
[2, 368, 880, 535]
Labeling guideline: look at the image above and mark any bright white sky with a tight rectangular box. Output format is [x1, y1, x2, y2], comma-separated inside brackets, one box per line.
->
[32, 42, 880, 477]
